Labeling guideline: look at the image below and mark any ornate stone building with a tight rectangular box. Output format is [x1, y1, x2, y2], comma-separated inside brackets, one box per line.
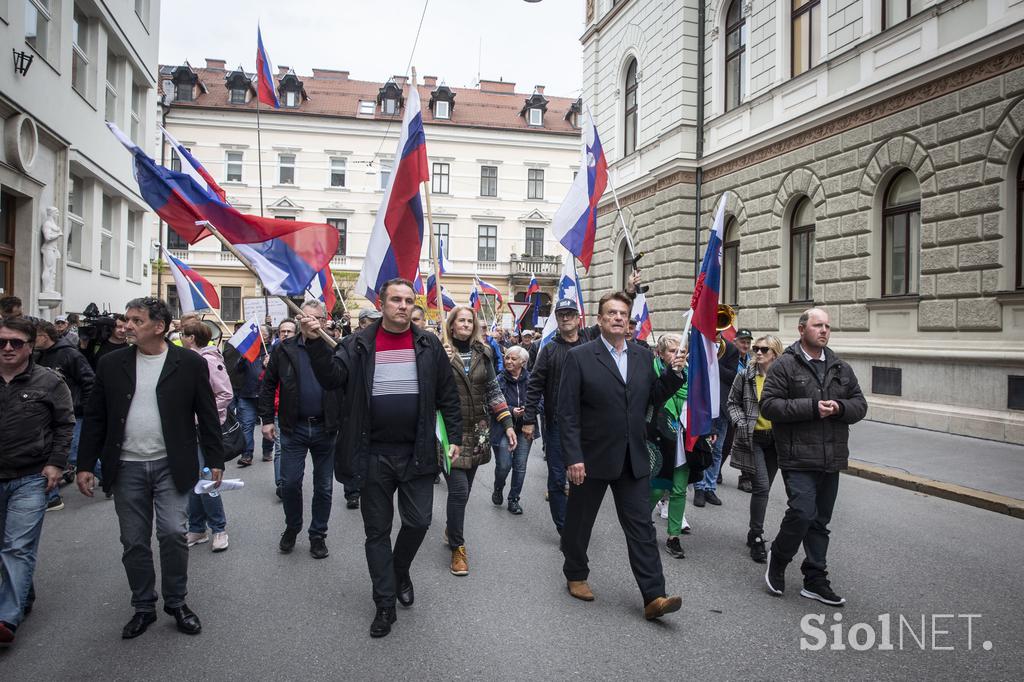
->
[581, 0, 1024, 443]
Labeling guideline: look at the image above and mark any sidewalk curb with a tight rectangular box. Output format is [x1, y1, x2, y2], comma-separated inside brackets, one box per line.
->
[845, 461, 1024, 519]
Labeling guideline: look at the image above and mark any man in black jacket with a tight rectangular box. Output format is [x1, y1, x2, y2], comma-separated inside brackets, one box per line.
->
[760, 308, 866, 607]
[557, 292, 686, 621]
[258, 300, 344, 560]
[77, 297, 224, 639]
[0, 316, 75, 644]
[300, 278, 461, 639]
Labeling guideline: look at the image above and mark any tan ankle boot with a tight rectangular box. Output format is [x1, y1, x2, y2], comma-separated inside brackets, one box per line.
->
[450, 545, 468, 576]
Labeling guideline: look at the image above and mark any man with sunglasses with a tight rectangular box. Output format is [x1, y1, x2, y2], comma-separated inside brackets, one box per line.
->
[0, 316, 75, 644]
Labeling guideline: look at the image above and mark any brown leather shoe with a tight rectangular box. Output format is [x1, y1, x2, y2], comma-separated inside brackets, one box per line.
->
[450, 546, 468, 576]
[643, 595, 682, 620]
[567, 580, 595, 601]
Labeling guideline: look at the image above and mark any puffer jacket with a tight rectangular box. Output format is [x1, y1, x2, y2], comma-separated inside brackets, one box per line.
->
[196, 345, 234, 422]
[726, 362, 765, 476]
[0, 361, 75, 478]
[446, 341, 513, 469]
[35, 336, 94, 416]
[759, 341, 867, 472]
[491, 367, 533, 447]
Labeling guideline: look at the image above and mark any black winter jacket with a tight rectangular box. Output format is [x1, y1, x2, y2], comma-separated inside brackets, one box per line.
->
[36, 337, 95, 416]
[759, 341, 867, 473]
[258, 336, 341, 433]
[522, 325, 599, 426]
[0, 362, 75, 479]
[304, 320, 462, 485]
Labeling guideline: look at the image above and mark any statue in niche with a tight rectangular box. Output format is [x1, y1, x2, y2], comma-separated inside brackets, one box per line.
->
[40, 206, 62, 295]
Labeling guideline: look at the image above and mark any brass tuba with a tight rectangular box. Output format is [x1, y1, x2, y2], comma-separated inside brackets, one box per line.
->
[716, 304, 737, 358]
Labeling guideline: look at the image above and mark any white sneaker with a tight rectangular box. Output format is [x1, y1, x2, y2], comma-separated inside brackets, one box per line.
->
[681, 515, 692, 534]
[211, 531, 229, 552]
[186, 531, 209, 547]
[652, 499, 665, 519]
[660, 501, 669, 520]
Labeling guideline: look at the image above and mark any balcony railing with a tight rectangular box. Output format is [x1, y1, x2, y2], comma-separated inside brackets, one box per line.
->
[510, 253, 562, 278]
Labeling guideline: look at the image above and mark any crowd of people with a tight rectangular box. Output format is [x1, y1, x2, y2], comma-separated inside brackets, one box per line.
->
[0, 277, 866, 644]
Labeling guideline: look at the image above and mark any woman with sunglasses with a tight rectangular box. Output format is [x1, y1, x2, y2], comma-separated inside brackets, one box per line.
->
[727, 335, 784, 564]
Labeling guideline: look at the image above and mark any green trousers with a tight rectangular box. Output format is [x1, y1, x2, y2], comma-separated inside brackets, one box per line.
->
[649, 464, 689, 537]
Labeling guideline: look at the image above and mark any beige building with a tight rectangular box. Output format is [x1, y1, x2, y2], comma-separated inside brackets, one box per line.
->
[581, 0, 1024, 443]
[153, 60, 581, 327]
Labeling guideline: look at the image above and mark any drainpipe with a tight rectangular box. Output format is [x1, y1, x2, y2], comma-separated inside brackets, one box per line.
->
[694, 0, 706, 274]
[156, 100, 169, 298]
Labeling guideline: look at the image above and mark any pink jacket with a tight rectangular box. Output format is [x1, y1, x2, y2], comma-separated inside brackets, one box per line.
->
[196, 346, 234, 423]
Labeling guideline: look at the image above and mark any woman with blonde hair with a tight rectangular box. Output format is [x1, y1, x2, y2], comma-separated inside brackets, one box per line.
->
[727, 334, 784, 563]
[441, 306, 515, 576]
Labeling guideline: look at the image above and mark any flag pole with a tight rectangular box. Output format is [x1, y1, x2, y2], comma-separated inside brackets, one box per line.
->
[414, 67, 447, 345]
[254, 74, 270, 320]
[198, 220, 336, 348]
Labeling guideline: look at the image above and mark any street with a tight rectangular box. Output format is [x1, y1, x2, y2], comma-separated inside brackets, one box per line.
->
[3, 438, 1021, 681]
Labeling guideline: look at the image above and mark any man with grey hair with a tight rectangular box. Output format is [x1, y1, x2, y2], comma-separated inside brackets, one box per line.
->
[760, 308, 866, 607]
[259, 300, 346, 559]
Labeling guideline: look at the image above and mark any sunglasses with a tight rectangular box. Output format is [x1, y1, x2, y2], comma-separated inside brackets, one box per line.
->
[752, 346, 773, 354]
[0, 338, 28, 350]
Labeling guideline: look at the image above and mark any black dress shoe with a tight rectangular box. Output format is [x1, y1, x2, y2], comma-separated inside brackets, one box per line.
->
[396, 572, 414, 607]
[310, 536, 329, 559]
[121, 611, 157, 639]
[346, 496, 360, 510]
[370, 606, 397, 638]
[164, 604, 201, 635]
[279, 527, 299, 553]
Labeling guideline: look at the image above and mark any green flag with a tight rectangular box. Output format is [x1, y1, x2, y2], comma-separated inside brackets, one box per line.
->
[436, 410, 451, 475]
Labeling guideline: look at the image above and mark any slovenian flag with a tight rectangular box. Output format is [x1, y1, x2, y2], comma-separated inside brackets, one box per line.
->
[469, 282, 481, 312]
[681, 197, 726, 452]
[526, 273, 541, 327]
[357, 82, 429, 302]
[256, 26, 280, 108]
[426, 274, 455, 312]
[163, 246, 219, 312]
[631, 290, 653, 342]
[227, 315, 264, 362]
[550, 108, 607, 271]
[540, 252, 584, 348]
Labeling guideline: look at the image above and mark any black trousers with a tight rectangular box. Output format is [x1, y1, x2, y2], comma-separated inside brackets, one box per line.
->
[443, 466, 477, 548]
[360, 448, 434, 608]
[561, 456, 666, 604]
[770, 469, 839, 585]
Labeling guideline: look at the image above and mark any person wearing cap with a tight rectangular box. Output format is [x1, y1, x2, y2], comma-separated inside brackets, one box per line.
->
[519, 329, 538, 370]
[358, 309, 383, 330]
[54, 315, 79, 346]
[734, 328, 754, 372]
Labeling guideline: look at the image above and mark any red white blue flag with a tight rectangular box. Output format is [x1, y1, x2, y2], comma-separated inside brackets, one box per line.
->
[526, 273, 541, 327]
[469, 283, 481, 312]
[228, 315, 265, 363]
[539, 252, 584, 348]
[163, 246, 220, 312]
[357, 84, 429, 302]
[474, 276, 504, 307]
[551, 109, 607, 271]
[426, 274, 455, 312]
[307, 267, 337, 314]
[256, 26, 280, 109]
[631, 291, 653, 342]
[682, 197, 726, 451]
[161, 127, 227, 203]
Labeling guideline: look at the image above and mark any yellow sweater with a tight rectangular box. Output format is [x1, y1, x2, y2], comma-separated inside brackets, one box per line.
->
[754, 374, 772, 431]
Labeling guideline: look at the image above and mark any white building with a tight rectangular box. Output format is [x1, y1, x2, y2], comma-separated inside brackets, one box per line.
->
[0, 0, 160, 316]
[155, 60, 581, 324]
[581, 0, 1024, 442]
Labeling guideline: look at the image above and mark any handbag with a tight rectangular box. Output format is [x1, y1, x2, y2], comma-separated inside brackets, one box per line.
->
[220, 408, 247, 462]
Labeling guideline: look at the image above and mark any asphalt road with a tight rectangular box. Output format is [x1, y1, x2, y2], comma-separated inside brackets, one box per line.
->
[3, 439, 1022, 681]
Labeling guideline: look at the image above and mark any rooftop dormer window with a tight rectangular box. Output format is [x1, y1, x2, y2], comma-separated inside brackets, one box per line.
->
[171, 64, 199, 102]
[429, 83, 456, 120]
[278, 71, 306, 109]
[521, 89, 549, 128]
[565, 97, 582, 129]
[378, 80, 404, 116]
[225, 66, 252, 105]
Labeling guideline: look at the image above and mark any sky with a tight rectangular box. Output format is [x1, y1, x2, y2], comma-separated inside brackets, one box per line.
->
[159, 0, 585, 97]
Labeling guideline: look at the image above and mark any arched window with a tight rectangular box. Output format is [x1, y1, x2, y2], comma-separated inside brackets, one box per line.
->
[722, 217, 739, 305]
[790, 197, 815, 302]
[882, 170, 920, 296]
[623, 59, 638, 156]
[620, 239, 635, 291]
[725, 0, 746, 112]
[1017, 161, 1024, 289]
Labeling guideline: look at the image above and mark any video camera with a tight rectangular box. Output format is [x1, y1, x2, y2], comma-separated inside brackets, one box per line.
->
[77, 302, 118, 345]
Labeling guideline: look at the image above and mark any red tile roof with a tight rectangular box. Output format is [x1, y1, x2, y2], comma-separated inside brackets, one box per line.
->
[163, 64, 580, 136]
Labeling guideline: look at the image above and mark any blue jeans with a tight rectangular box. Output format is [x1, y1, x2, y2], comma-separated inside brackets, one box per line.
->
[234, 397, 259, 460]
[493, 430, 530, 501]
[279, 421, 335, 538]
[0, 474, 47, 628]
[545, 420, 567, 530]
[49, 419, 89, 502]
[696, 416, 729, 492]
[187, 448, 227, 533]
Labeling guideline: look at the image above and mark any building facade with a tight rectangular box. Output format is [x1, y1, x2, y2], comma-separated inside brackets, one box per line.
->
[155, 60, 580, 326]
[582, 0, 1024, 443]
[0, 0, 159, 317]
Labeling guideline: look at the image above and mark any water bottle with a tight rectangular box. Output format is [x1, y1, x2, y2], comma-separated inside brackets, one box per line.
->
[202, 467, 219, 497]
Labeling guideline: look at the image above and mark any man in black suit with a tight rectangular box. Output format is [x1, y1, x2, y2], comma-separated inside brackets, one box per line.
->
[77, 297, 224, 640]
[557, 291, 686, 620]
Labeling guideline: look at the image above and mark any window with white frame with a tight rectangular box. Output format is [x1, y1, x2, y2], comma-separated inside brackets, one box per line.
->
[230, 86, 247, 104]
[435, 100, 450, 120]
[167, 285, 181, 317]
[278, 154, 296, 184]
[105, 53, 120, 123]
[225, 151, 243, 182]
[525, 227, 544, 258]
[433, 223, 450, 258]
[382, 97, 398, 115]
[328, 218, 347, 255]
[329, 158, 346, 187]
[100, 194, 115, 273]
[791, 0, 821, 77]
[134, 0, 149, 25]
[432, 163, 450, 194]
[882, 170, 921, 297]
[379, 160, 392, 190]
[623, 59, 638, 155]
[284, 90, 298, 108]
[359, 100, 375, 116]
[722, 217, 739, 305]
[478, 225, 497, 262]
[789, 197, 815, 302]
[130, 84, 144, 143]
[528, 107, 543, 127]
[221, 286, 242, 321]
[480, 166, 497, 197]
[126, 211, 139, 280]
[72, 8, 89, 95]
[883, 0, 928, 30]
[67, 173, 85, 265]
[25, 0, 51, 58]
[724, 0, 746, 112]
[527, 168, 545, 200]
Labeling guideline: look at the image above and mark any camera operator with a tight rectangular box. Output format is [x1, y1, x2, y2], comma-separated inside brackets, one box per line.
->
[79, 309, 128, 370]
